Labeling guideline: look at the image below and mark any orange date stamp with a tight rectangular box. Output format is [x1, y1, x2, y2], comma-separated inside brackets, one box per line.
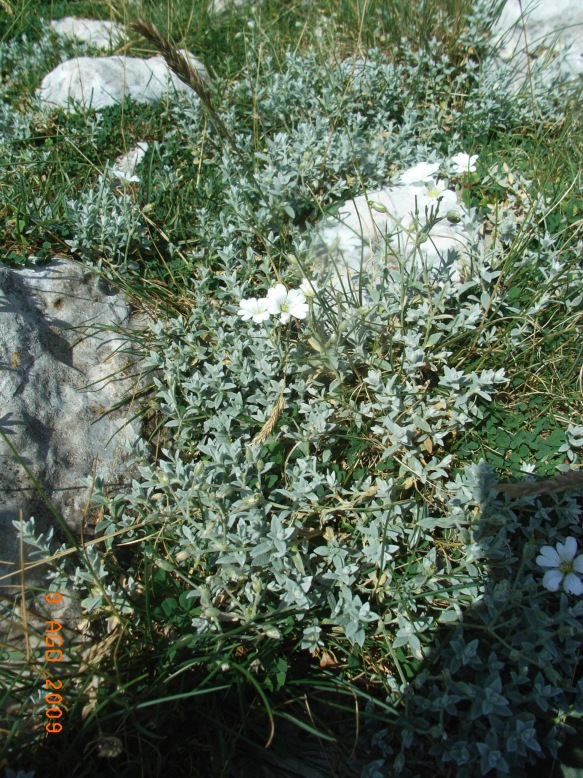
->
[44, 591, 64, 733]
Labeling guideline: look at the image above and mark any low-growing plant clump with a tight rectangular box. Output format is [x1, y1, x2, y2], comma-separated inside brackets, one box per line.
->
[1, 0, 582, 776]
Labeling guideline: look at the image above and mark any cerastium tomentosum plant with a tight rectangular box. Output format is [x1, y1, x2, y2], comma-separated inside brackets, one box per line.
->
[2, 1, 583, 776]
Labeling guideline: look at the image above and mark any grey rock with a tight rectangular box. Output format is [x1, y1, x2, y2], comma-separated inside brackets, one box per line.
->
[493, 0, 583, 85]
[308, 161, 477, 300]
[109, 141, 149, 184]
[38, 50, 208, 112]
[208, 0, 253, 13]
[50, 17, 126, 50]
[0, 258, 148, 589]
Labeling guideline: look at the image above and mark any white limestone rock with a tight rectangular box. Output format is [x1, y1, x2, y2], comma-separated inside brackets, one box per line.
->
[0, 258, 149, 588]
[309, 161, 478, 299]
[51, 17, 126, 50]
[208, 0, 253, 13]
[38, 50, 208, 112]
[492, 0, 583, 84]
[109, 141, 149, 184]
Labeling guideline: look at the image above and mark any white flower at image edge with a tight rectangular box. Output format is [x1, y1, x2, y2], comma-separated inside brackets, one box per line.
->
[536, 537, 583, 595]
[237, 296, 271, 323]
[266, 284, 308, 323]
[450, 152, 478, 175]
[399, 161, 440, 185]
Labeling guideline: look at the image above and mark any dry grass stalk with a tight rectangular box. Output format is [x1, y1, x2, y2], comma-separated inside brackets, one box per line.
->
[250, 389, 286, 446]
[131, 21, 239, 152]
[495, 470, 583, 497]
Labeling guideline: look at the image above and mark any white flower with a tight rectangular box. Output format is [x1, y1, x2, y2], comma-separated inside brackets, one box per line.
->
[409, 179, 459, 221]
[520, 462, 537, 474]
[237, 296, 271, 323]
[536, 537, 583, 595]
[299, 278, 319, 299]
[423, 178, 448, 199]
[450, 152, 478, 175]
[265, 284, 308, 323]
[399, 162, 440, 185]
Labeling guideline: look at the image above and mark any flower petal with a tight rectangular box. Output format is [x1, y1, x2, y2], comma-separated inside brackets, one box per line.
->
[400, 162, 440, 185]
[572, 554, 583, 574]
[266, 284, 288, 303]
[536, 546, 561, 568]
[237, 298, 258, 320]
[563, 573, 583, 596]
[266, 284, 289, 314]
[542, 570, 563, 592]
[252, 309, 271, 323]
[238, 296, 271, 323]
[557, 537, 578, 562]
[287, 289, 307, 305]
